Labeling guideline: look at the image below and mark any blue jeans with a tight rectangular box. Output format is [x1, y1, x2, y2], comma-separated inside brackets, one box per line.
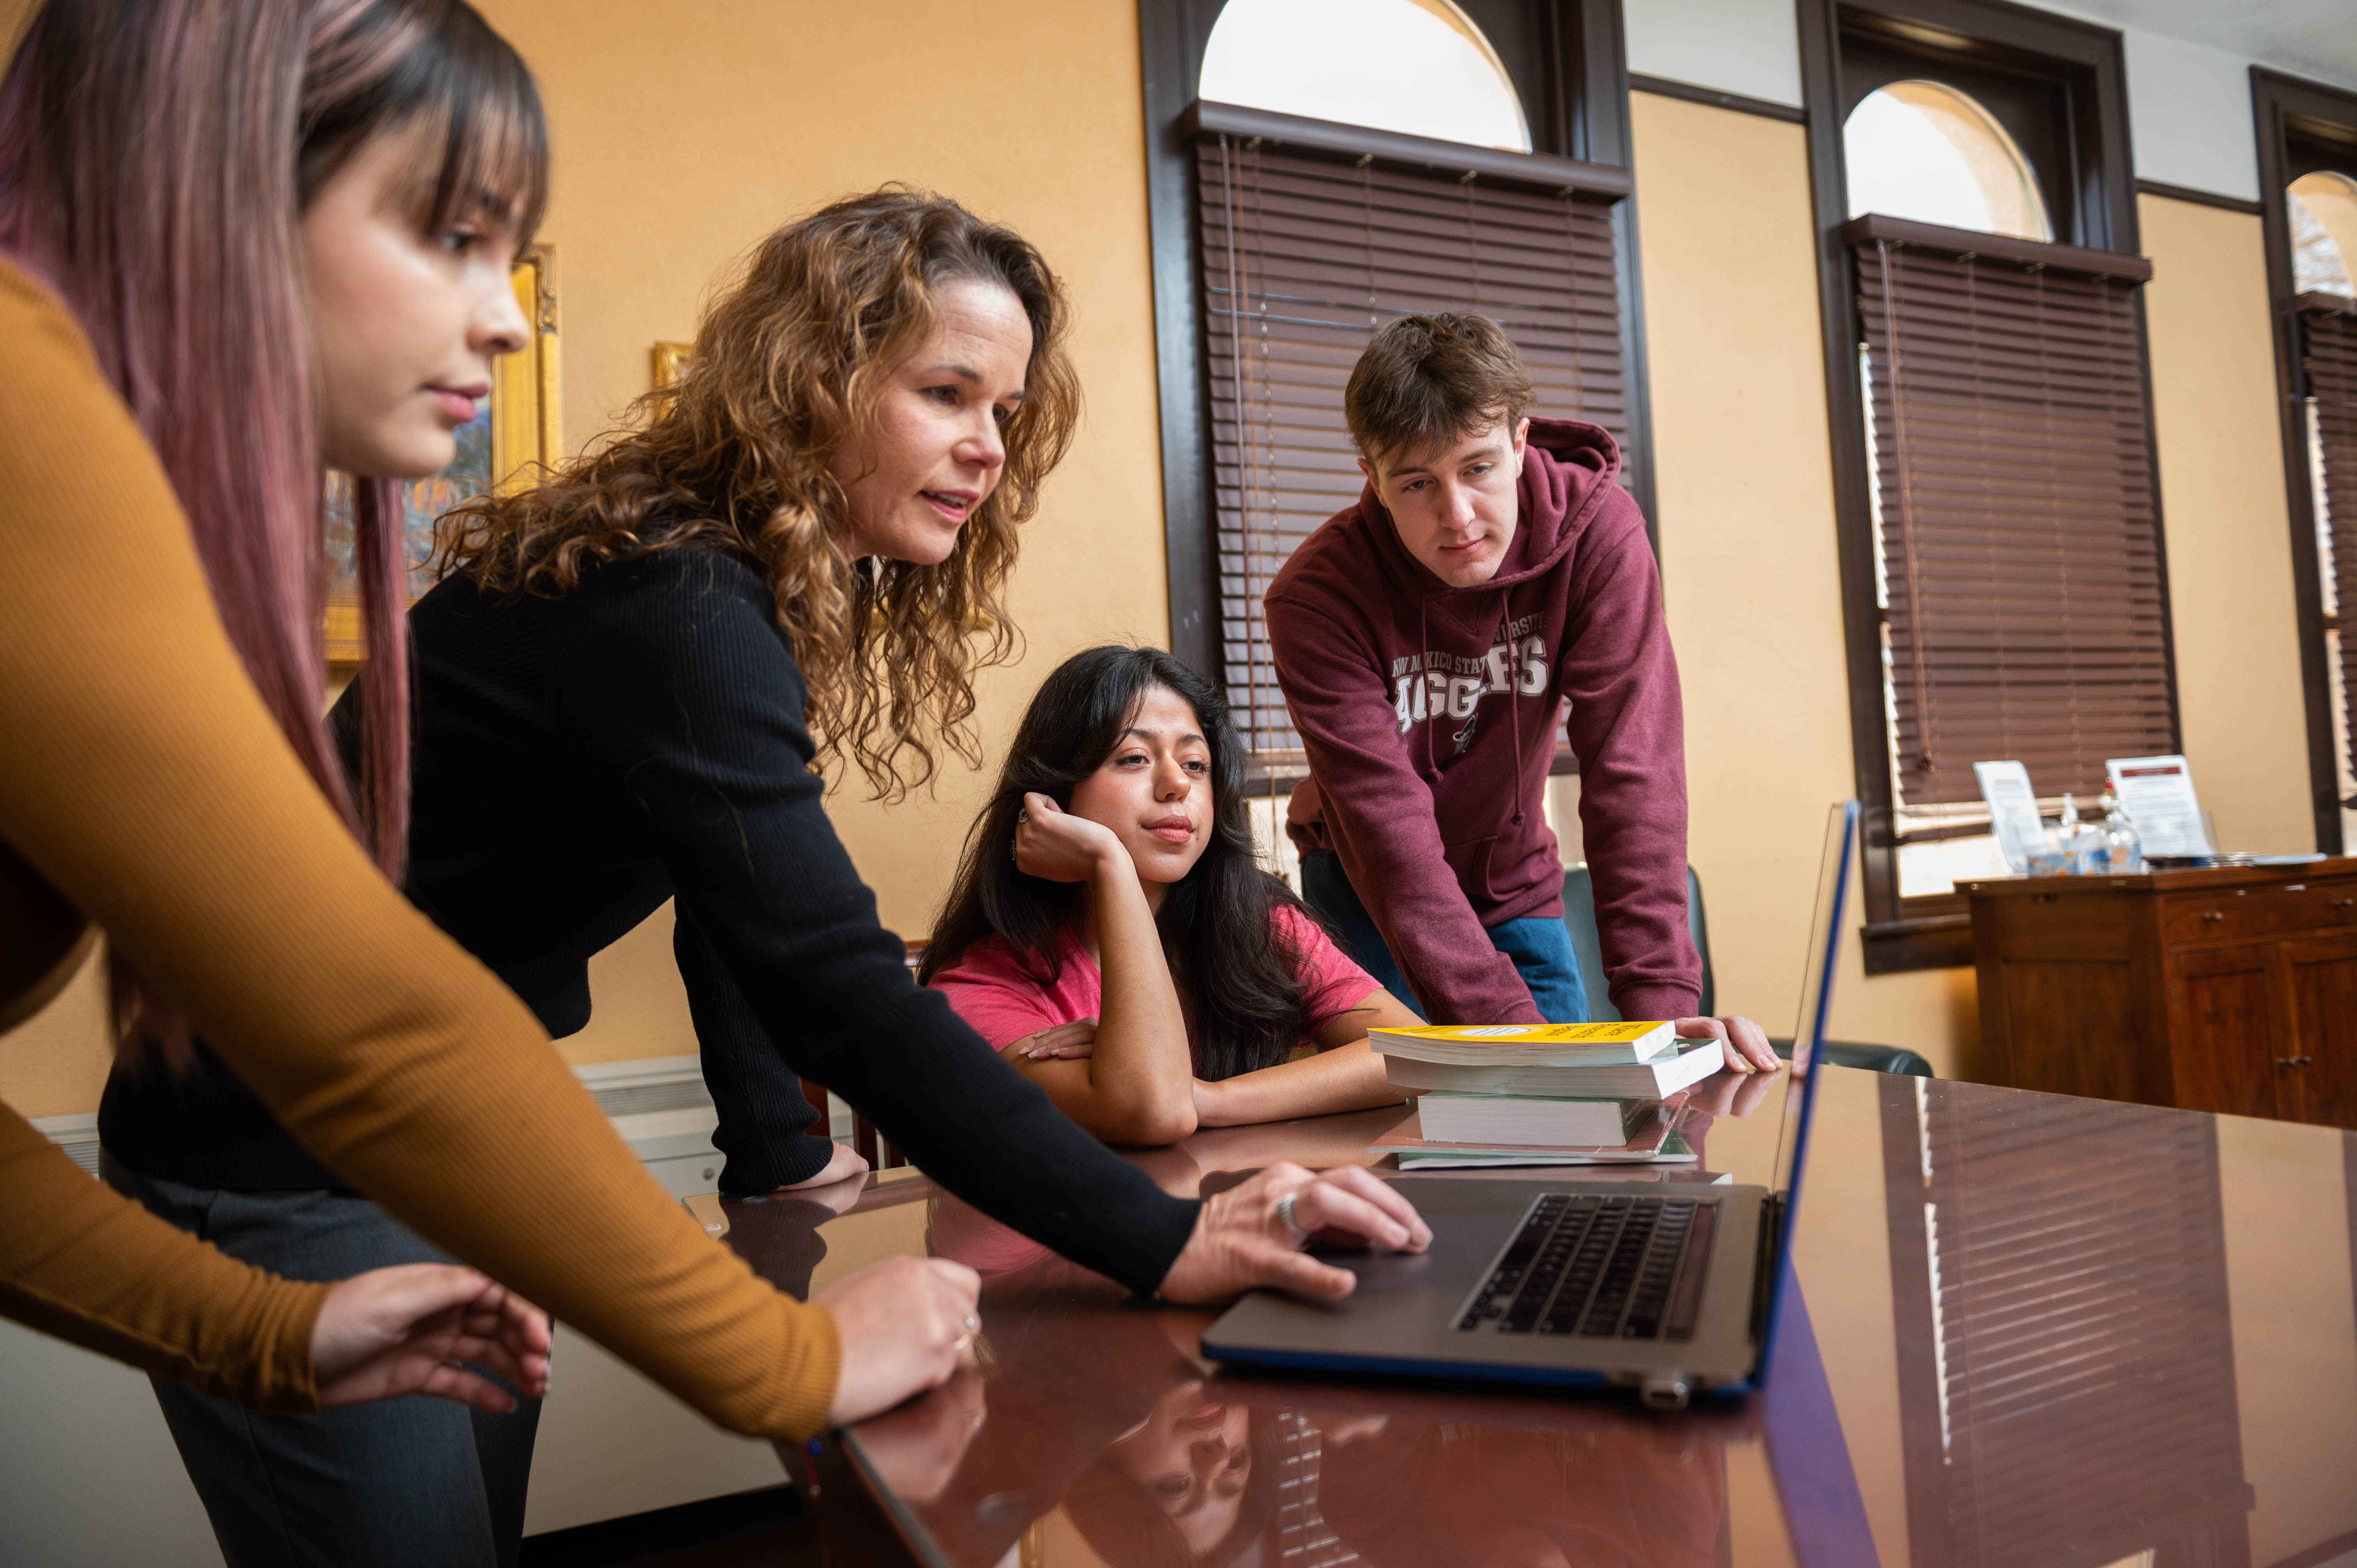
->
[1300, 848, 1588, 1023]
[102, 1155, 541, 1568]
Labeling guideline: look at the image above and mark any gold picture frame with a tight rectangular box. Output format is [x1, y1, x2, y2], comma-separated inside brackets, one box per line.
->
[652, 339, 692, 389]
[326, 244, 562, 664]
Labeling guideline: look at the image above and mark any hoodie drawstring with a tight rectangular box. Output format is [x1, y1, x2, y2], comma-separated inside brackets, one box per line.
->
[1505, 591, 1524, 828]
[1426, 590, 1527, 832]
[1420, 597, 1435, 775]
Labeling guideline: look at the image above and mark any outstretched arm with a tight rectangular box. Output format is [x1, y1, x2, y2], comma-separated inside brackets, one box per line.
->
[1190, 986, 1421, 1127]
[997, 794, 1196, 1145]
[1019, 985, 1425, 1131]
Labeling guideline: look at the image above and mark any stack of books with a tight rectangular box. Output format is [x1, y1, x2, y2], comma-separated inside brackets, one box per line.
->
[1368, 1020, 1726, 1170]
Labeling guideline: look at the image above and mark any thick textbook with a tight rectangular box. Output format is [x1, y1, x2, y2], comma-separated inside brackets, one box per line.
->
[1415, 1092, 1637, 1146]
[1383, 1039, 1730, 1100]
[1386, 1131, 1699, 1171]
[1370, 1105, 1697, 1169]
[1366, 1019, 1678, 1066]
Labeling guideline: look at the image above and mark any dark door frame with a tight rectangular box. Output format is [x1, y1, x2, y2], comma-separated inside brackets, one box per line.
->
[2253, 68, 2357, 856]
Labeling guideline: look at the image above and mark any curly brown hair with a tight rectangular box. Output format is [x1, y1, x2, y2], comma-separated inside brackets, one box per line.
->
[435, 187, 1081, 796]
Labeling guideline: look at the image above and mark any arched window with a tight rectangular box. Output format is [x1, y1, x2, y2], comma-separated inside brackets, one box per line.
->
[2290, 170, 2357, 297]
[1198, 0, 1530, 152]
[2290, 170, 2357, 840]
[1843, 80, 2051, 242]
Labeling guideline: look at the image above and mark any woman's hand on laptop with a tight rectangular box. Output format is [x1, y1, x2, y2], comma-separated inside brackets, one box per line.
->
[1157, 1162, 1431, 1304]
[1676, 1015, 1781, 1074]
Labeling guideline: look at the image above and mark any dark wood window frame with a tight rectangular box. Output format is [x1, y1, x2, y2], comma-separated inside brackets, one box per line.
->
[2255, 69, 2357, 857]
[1797, 0, 2176, 974]
[1138, 0, 1653, 774]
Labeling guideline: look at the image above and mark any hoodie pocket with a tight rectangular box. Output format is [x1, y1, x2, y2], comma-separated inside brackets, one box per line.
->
[1441, 833, 1498, 904]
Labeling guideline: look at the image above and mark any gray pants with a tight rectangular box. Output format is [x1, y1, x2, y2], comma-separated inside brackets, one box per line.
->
[102, 1155, 542, 1568]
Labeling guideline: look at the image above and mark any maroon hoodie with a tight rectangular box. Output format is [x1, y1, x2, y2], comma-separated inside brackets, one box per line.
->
[1264, 418, 1701, 1026]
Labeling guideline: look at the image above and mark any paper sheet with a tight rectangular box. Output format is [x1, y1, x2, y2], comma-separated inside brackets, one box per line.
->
[2106, 754, 2213, 857]
[1973, 760, 2045, 874]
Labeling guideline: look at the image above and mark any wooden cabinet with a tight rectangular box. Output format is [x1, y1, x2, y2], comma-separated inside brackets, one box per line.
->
[1964, 860, 2357, 1128]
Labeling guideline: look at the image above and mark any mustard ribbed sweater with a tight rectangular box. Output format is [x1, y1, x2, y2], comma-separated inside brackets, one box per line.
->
[0, 258, 838, 1431]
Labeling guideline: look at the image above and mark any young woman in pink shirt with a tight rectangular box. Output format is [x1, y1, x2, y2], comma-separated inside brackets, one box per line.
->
[921, 646, 1426, 1145]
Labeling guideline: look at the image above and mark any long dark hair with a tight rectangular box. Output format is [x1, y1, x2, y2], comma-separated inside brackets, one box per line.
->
[920, 646, 1316, 1080]
[0, 0, 547, 1056]
[436, 188, 1081, 800]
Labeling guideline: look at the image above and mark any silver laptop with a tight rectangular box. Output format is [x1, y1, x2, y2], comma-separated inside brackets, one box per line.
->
[1202, 801, 1859, 1410]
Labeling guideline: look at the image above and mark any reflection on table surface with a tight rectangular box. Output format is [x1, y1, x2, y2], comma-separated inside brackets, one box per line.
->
[719, 1068, 2357, 1568]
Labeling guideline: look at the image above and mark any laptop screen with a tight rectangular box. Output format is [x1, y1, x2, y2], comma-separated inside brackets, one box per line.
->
[1766, 801, 1860, 1204]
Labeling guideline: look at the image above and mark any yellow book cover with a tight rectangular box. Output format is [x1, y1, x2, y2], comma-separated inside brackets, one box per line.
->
[1366, 1019, 1680, 1067]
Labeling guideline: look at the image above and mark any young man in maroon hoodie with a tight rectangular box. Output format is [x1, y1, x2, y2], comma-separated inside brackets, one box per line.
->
[1267, 314, 1774, 1066]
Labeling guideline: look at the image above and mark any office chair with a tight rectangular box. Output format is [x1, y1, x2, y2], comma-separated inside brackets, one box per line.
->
[1562, 864, 1933, 1077]
[795, 941, 927, 1171]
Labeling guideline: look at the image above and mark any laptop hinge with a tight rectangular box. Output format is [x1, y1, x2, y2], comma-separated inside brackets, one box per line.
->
[1749, 1194, 1785, 1347]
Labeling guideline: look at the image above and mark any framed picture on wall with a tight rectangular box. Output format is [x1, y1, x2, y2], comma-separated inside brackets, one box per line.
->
[325, 242, 562, 664]
[652, 338, 691, 388]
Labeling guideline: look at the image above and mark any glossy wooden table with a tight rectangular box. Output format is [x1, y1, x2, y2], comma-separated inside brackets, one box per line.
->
[711, 1068, 2357, 1568]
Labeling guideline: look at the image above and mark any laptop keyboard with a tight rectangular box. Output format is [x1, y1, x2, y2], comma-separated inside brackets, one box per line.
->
[1456, 1194, 1718, 1342]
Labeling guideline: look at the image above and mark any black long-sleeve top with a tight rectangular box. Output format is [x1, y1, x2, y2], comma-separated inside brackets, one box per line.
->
[101, 545, 1201, 1296]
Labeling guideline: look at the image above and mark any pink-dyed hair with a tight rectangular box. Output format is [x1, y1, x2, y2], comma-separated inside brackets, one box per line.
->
[0, 0, 546, 1056]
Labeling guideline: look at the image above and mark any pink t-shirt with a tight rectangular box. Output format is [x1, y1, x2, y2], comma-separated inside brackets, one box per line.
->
[929, 904, 1382, 1064]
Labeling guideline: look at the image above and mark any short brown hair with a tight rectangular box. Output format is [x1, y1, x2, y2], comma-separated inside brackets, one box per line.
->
[1344, 312, 1534, 470]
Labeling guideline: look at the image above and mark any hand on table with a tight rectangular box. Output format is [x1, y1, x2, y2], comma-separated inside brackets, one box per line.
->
[775, 1139, 871, 1209]
[1676, 1015, 1781, 1074]
[1014, 793, 1128, 884]
[1157, 1162, 1431, 1304]
[312, 1264, 551, 1413]
[817, 1255, 983, 1425]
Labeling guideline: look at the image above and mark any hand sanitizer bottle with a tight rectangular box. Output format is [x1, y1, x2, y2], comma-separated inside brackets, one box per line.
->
[2098, 792, 2141, 874]
[2056, 793, 2097, 875]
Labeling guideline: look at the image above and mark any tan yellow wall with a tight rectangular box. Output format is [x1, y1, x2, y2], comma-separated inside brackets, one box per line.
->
[2138, 194, 2314, 854]
[0, 0, 1172, 1104]
[1633, 91, 1978, 1079]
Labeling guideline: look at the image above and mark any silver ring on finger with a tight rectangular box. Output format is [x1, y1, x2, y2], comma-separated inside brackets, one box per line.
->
[1276, 1190, 1307, 1240]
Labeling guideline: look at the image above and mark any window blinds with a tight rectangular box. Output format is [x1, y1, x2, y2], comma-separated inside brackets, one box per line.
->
[1849, 216, 2174, 808]
[1885, 1082, 2249, 1568]
[1193, 109, 1630, 760]
[2303, 295, 2357, 787]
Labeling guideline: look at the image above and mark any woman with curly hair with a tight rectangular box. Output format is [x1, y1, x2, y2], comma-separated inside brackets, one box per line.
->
[923, 646, 1423, 1145]
[105, 181, 1432, 1517]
